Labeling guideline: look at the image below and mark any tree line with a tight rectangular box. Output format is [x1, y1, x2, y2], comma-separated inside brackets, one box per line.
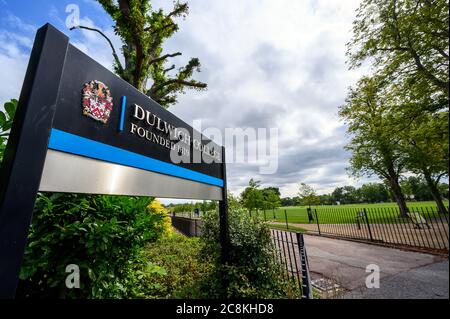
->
[282, 177, 448, 206]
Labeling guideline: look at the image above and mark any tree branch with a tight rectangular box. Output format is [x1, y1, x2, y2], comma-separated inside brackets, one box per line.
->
[408, 39, 449, 93]
[145, 22, 176, 34]
[70, 25, 124, 73]
[149, 52, 182, 65]
[374, 46, 409, 52]
[163, 65, 176, 74]
[167, 2, 188, 19]
[156, 79, 207, 91]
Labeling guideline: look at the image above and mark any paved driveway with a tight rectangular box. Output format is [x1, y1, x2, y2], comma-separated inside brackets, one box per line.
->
[304, 235, 449, 299]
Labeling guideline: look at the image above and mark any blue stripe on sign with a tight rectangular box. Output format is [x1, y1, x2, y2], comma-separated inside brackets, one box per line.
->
[47, 128, 224, 187]
[119, 95, 126, 131]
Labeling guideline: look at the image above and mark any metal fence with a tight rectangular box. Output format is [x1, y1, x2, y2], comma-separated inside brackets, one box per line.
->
[275, 206, 449, 253]
[270, 229, 313, 299]
[169, 214, 314, 298]
[169, 215, 202, 237]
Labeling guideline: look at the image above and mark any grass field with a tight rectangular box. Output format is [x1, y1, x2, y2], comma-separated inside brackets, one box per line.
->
[257, 201, 449, 224]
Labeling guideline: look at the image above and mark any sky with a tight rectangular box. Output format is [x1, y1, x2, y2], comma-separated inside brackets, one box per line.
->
[0, 0, 379, 203]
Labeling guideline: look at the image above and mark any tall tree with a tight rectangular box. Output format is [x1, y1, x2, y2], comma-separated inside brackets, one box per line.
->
[347, 0, 449, 99]
[72, 0, 206, 108]
[297, 183, 320, 207]
[332, 186, 359, 204]
[262, 188, 281, 217]
[359, 183, 390, 203]
[401, 112, 449, 213]
[240, 179, 264, 215]
[340, 77, 410, 217]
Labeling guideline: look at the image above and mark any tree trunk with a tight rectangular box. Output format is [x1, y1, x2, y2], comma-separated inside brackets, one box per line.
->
[423, 172, 448, 215]
[386, 175, 409, 218]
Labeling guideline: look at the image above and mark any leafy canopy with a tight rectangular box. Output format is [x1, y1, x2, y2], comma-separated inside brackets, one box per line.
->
[73, 0, 207, 108]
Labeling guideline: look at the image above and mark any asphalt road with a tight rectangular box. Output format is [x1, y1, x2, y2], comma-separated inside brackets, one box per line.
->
[303, 235, 449, 299]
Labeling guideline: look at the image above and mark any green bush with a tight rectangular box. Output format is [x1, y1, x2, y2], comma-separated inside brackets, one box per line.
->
[136, 233, 212, 298]
[17, 193, 168, 298]
[198, 208, 291, 298]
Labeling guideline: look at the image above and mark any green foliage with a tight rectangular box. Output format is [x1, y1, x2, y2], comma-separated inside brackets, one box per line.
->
[262, 188, 281, 211]
[358, 183, 390, 203]
[240, 178, 264, 213]
[0, 99, 18, 162]
[92, 0, 207, 107]
[347, 0, 449, 98]
[344, 0, 449, 214]
[297, 183, 320, 206]
[198, 208, 290, 298]
[339, 76, 410, 216]
[168, 200, 217, 214]
[138, 233, 212, 298]
[17, 193, 168, 298]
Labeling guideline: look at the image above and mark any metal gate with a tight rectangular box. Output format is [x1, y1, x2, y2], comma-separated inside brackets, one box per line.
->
[270, 229, 313, 299]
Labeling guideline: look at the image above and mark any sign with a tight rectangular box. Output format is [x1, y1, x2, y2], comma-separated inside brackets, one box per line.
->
[0, 23, 229, 298]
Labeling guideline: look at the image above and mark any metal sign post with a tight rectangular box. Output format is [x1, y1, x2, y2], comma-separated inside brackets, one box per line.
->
[0, 23, 228, 298]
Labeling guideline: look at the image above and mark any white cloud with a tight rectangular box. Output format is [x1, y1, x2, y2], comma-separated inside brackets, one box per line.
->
[0, 1, 378, 203]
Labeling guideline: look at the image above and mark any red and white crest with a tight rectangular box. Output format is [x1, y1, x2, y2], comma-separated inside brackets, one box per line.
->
[82, 80, 113, 124]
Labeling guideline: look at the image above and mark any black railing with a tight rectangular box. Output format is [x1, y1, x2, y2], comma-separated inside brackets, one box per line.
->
[170, 215, 202, 237]
[271, 205, 449, 253]
[270, 229, 313, 299]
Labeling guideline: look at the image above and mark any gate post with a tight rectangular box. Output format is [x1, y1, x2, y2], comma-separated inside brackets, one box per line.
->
[363, 208, 374, 242]
[284, 209, 289, 230]
[314, 209, 321, 235]
[218, 146, 230, 294]
[296, 232, 313, 299]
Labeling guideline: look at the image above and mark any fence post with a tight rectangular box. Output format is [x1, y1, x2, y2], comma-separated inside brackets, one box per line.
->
[363, 208, 374, 242]
[296, 232, 313, 299]
[314, 209, 321, 235]
[194, 218, 197, 237]
[284, 209, 289, 230]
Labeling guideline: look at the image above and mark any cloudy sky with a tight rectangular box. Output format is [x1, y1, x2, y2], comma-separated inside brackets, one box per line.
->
[0, 0, 378, 201]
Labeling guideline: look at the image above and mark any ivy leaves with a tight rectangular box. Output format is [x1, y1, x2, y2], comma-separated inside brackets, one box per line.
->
[0, 99, 18, 162]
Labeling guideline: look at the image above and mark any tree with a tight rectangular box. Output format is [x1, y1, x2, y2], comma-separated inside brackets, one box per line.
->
[240, 179, 264, 215]
[401, 112, 449, 213]
[262, 188, 281, 217]
[359, 183, 390, 203]
[280, 197, 297, 206]
[72, 0, 207, 108]
[332, 186, 359, 204]
[297, 183, 320, 207]
[319, 194, 334, 205]
[400, 176, 432, 201]
[340, 77, 410, 217]
[347, 0, 449, 99]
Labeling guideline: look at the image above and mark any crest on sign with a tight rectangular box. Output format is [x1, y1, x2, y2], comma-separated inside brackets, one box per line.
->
[81, 80, 113, 123]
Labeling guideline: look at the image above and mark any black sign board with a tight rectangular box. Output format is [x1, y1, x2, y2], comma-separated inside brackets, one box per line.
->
[0, 24, 229, 298]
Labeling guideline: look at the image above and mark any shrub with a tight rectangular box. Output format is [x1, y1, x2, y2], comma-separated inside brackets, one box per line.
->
[17, 193, 168, 298]
[136, 233, 212, 298]
[198, 208, 290, 298]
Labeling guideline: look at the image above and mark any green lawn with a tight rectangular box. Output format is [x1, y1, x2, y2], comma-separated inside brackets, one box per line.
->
[256, 201, 449, 224]
[268, 223, 307, 233]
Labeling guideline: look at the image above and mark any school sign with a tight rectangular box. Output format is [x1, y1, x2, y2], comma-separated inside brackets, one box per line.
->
[0, 24, 229, 298]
